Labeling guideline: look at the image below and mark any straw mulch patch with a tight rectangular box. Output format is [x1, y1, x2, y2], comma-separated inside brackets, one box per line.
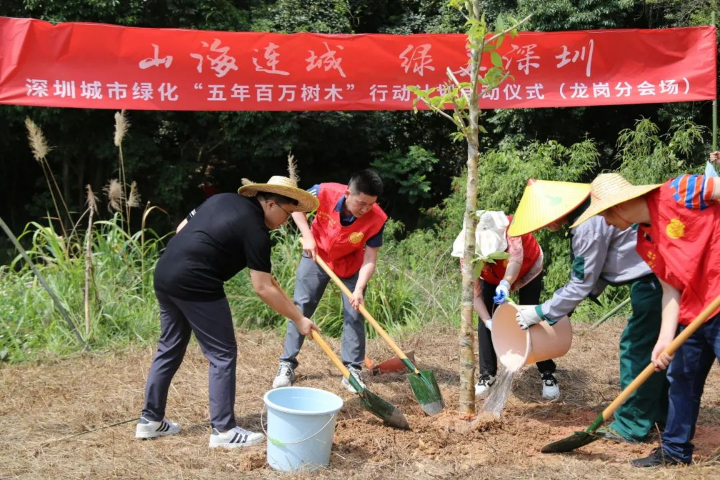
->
[1, 318, 718, 479]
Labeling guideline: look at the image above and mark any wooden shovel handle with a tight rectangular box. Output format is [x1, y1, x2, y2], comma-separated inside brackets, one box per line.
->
[314, 255, 419, 374]
[270, 276, 351, 380]
[600, 292, 720, 422]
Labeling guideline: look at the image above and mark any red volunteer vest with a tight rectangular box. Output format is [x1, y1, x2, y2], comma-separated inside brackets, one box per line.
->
[480, 215, 541, 287]
[312, 183, 387, 278]
[635, 181, 720, 325]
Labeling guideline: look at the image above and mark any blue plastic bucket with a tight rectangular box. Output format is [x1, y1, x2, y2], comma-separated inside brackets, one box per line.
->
[263, 387, 344, 472]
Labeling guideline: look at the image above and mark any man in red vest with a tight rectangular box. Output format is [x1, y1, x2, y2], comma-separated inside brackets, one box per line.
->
[273, 170, 387, 392]
[571, 168, 719, 467]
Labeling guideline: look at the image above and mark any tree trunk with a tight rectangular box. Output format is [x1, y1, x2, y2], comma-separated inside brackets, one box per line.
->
[459, 140, 479, 416]
[459, 5, 484, 416]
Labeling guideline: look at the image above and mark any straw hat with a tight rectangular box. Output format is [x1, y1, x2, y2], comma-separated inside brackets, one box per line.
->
[238, 155, 319, 213]
[238, 176, 318, 213]
[570, 173, 661, 228]
[508, 179, 591, 236]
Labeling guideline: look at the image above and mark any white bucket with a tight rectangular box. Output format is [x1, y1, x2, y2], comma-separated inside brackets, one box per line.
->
[263, 387, 344, 472]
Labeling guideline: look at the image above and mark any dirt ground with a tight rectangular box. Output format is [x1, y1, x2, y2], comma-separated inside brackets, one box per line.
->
[1, 318, 718, 479]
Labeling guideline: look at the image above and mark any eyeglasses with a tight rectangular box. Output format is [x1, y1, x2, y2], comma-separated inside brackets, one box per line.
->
[276, 203, 294, 219]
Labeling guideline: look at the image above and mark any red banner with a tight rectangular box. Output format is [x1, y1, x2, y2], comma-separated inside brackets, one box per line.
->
[0, 17, 716, 111]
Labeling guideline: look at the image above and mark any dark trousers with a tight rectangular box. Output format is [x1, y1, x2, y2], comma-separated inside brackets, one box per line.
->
[478, 274, 556, 377]
[142, 291, 238, 432]
[662, 313, 720, 463]
[610, 275, 668, 441]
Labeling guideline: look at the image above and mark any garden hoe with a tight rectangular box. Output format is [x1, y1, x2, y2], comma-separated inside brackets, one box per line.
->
[271, 277, 410, 430]
[315, 255, 445, 416]
[542, 292, 720, 454]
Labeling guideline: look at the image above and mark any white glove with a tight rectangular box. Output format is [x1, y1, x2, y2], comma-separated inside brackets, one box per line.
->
[516, 308, 543, 330]
[482, 319, 493, 331]
[493, 280, 511, 304]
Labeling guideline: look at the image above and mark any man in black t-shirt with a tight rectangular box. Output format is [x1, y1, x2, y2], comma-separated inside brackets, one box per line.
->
[136, 175, 319, 449]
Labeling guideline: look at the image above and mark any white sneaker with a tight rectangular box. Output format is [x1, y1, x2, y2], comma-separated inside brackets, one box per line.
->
[340, 366, 365, 393]
[475, 374, 496, 397]
[541, 371, 560, 400]
[272, 361, 296, 389]
[135, 416, 181, 439]
[209, 426, 265, 448]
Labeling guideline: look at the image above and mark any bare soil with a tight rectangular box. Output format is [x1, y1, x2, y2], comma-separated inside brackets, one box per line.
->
[1, 318, 718, 479]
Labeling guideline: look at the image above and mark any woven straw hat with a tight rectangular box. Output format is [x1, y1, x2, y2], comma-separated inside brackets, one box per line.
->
[508, 179, 591, 236]
[238, 176, 318, 213]
[238, 155, 319, 213]
[570, 173, 661, 228]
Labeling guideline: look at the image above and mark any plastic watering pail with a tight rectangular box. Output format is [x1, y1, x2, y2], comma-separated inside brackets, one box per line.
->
[491, 303, 572, 371]
[263, 387, 344, 472]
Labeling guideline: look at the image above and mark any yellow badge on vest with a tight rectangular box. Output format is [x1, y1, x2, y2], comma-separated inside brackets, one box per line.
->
[349, 232, 364, 244]
[666, 219, 685, 239]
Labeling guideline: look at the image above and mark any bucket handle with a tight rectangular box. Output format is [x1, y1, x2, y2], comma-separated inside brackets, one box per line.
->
[260, 405, 338, 447]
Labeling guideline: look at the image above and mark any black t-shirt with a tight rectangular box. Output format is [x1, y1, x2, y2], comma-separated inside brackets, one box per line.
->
[154, 194, 271, 301]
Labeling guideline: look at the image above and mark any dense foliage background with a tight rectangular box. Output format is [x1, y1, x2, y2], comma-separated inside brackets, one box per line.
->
[1, 0, 717, 362]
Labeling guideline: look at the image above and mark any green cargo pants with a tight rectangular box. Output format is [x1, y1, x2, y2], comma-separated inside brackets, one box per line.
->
[610, 275, 669, 441]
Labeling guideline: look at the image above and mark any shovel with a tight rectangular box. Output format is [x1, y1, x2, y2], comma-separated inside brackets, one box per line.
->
[271, 277, 410, 430]
[315, 255, 445, 416]
[542, 292, 720, 453]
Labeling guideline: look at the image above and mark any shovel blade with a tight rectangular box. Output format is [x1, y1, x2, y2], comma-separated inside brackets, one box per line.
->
[541, 431, 601, 453]
[407, 370, 445, 416]
[359, 388, 410, 430]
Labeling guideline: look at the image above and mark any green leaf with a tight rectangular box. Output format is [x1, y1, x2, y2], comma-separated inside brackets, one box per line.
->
[490, 51, 503, 68]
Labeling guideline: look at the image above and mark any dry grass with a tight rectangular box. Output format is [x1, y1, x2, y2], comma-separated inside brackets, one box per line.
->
[1, 319, 718, 479]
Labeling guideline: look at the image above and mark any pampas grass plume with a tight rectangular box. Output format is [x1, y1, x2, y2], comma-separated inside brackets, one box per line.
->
[128, 181, 141, 208]
[287, 153, 299, 183]
[103, 179, 124, 211]
[85, 185, 99, 214]
[114, 110, 129, 147]
[25, 117, 51, 162]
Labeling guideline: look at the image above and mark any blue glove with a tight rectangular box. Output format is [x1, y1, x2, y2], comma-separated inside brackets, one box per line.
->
[493, 280, 511, 304]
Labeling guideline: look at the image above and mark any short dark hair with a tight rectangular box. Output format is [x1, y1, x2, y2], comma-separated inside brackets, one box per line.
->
[348, 169, 383, 197]
[256, 192, 299, 206]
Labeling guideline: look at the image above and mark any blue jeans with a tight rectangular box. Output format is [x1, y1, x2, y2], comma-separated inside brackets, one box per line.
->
[661, 313, 720, 463]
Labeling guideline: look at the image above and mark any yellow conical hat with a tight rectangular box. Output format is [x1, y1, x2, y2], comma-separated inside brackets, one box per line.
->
[508, 179, 591, 236]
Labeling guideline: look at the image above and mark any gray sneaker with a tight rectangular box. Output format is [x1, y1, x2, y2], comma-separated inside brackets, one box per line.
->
[272, 361, 296, 388]
[340, 366, 365, 393]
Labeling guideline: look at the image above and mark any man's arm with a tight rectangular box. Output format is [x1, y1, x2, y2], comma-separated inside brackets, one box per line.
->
[249, 269, 319, 336]
[292, 211, 317, 260]
[176, 218, 188, 233]
[350, 246, 378, 310]
[535, 223, 610, 324]
[650, 278, 681, 371]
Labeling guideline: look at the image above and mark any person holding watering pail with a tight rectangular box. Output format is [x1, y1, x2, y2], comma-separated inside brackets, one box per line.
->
[509, 179, 667, 445]
[137, 161, 320, 448]
[272, 170, 387, 393]
[451, 210, 559, 400]
[571, 167, 720, 467]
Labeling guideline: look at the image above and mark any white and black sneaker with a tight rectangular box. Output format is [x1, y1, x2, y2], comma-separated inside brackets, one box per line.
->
[340, 366, 365, 393]
[475, 374, 496, 397]
[209, 426, 265, 448]
[541, 371, 560, 400]
[135, 416, 181, 439]
[272, 361, 296, 389]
